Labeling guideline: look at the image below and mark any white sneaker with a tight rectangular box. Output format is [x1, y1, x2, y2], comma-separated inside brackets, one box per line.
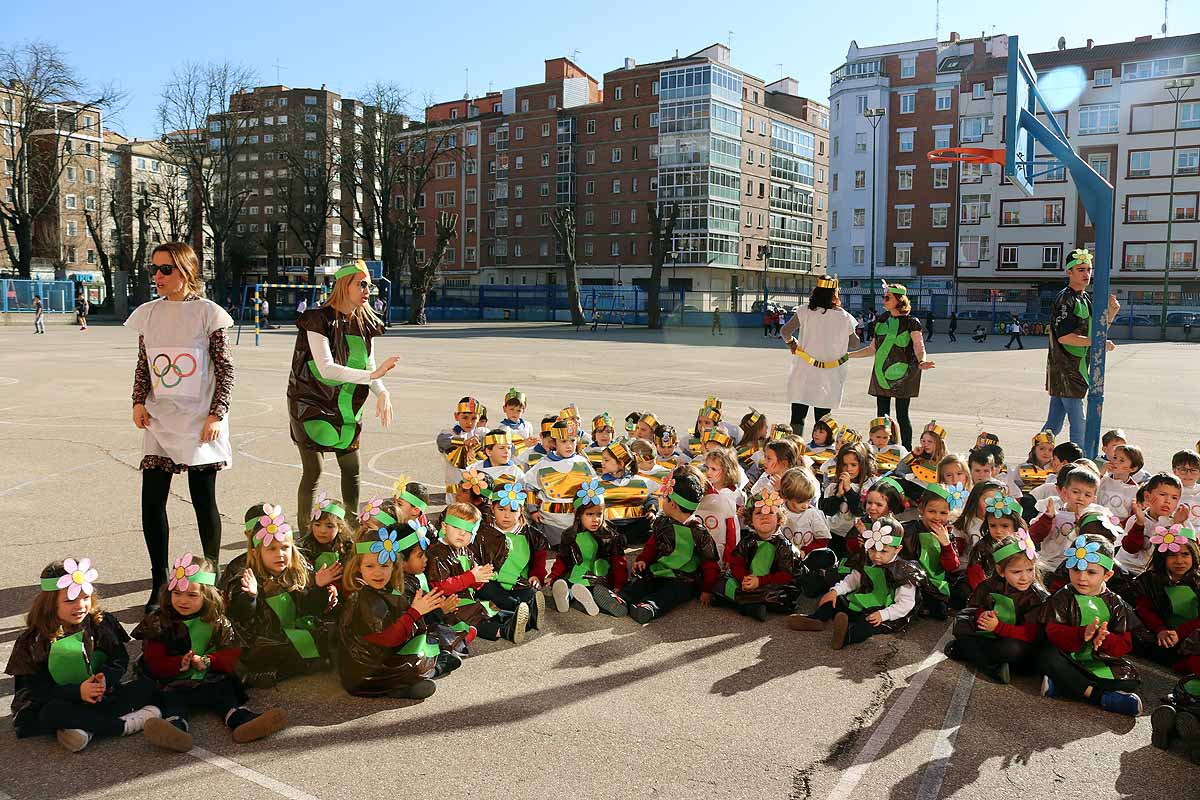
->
[120, 704, 162, 736]
[570, 582, 600, 616]
[56, 728, 93, 752]
[552, 579, 570, 613]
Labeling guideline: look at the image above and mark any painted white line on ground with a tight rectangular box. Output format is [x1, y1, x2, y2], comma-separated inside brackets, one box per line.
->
[0, 377, 19, 386]
[825, 626, 953, 800]
[0, 458, 110, 498]
[236, 433, 435, 494]
[188, 746, 318, 800]
[914, 663, 977, 800]
[365, 440, 437, 480]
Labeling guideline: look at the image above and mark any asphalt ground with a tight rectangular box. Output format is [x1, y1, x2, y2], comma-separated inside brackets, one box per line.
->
[0, 320, 1197, 800]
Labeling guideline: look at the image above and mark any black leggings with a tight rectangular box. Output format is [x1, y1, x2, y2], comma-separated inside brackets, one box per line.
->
[810, 600, 884, 646]
[296, 444, 360, 536]
[953, 633, 1038, 671]
[875, 396, 913, 450]
[790, 404, 831, 437]
[477, 582, 540, 629]
[142, 468, 222, 589]
[1036, 645, 1139, 704]
[31, 679, 157, 738]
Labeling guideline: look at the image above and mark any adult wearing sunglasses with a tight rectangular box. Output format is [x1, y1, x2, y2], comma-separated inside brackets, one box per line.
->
[126, 242, 235, 612]
[287, 260, 399, 535]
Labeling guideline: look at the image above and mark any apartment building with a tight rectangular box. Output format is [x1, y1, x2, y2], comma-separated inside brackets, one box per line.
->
[102, 133, 193, 266]
[955, 32, 1200, 304]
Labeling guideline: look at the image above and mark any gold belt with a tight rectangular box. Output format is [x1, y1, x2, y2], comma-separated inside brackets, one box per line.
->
[542, 501, 574, 514]
[794, 347, 849, 369]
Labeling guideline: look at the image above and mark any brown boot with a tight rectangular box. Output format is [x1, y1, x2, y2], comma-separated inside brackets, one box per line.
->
[144, 717, 193, 752]
[830, 612, 849, 650]
[231, 708, 288, 743]
[787, 614, 826, 632]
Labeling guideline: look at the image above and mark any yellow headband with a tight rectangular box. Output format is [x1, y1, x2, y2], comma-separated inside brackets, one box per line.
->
[924, 420, 947, 440]
[456, 399, 481, 415]
[1032, 430, 1055, 446]
[817, 274, 839, 289]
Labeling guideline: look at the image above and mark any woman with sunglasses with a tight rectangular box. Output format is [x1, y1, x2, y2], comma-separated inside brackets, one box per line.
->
[126, 242, 235, 613]
[847, 281, 935, 450]
[287, 261, 399, 536]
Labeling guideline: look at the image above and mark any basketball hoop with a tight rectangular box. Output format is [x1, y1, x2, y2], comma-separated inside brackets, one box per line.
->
[926, 147, 1006, 165]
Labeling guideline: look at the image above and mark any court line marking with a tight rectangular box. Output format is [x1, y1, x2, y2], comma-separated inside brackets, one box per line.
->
[914, 664, 976, 800]
[0, 458, 111, 498]
[235, 432, 436, 493]
[365, 440, 438, 480]
[188, 746, 318, 800]
[825, 626, 952, 800]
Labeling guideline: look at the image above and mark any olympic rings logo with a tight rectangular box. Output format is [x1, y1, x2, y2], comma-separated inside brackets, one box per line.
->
[151, 352, 197, 389]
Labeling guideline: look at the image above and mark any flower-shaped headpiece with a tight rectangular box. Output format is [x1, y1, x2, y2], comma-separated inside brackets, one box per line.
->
[944, 482, 967, 512]
[863, 521, 901, 551]
[753, 490, 784, 516]
[993, 530, 1037, 563]
[984, 493, 1010, 518]
[312, 491, 346, 522]
[359, 497, 385, 523]
[41, 558, 98, 600]
[574, 479, 605, 509]
[355, 528, 400, 565]
[495, 483, 528, 511]
[460, 469, 489, 497]
[253, 516, 292, 546]
[1151, 524, 1195, 553]
[167, 553, 216, 592]
[1064, 534, 1113, 571]
[1066, 248, 1093, 270]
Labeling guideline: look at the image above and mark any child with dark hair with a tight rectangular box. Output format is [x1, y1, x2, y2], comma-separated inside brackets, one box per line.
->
[1028, 467, 1106, 571]
[901, 484, 960, 618]
[1028, 442, 1086, 504]
[468, 429, 526, 486]
[520, 415, 559, 470]
[947, 532, 1048, 684]
[1118, 473, 1186, 576]
[299, 492, 354, 573]
[951, 479, 1007, 557]
[1133, 528, 1200, 675]
[1174, 449, 1200, 529]
[621, 468, 719, 624]
[820, 441, 873, 541]
[548, 482, 630, 617]
[473, 482, 550, 629]
[748, 439, 800, 496]
[1097, 444, 1144, 521]
[717, 491, 799, 621]
[955, 493, 1027, 607]
[436, 397, 488, 504]
[1034, 534, 1143, 717]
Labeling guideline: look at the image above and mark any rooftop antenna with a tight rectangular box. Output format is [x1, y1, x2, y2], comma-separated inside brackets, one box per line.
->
[1162, 0, 1169, 35]
[571, 48, 582, 63]
[935, 0, 941, 42]
[775, 63, 784, 81]
[272, 59, 286, 84]
[727, 30, 734, 50]
[463, 67, 469, 101]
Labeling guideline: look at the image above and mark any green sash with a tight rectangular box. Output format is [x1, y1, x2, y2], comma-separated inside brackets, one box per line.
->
[181, 618, 214, 679]
[1060, 298, 1092, 385]
[47, 631, 107, 686]
[917, 531, 950, 598]
[649, 524, 700, 578]
[494, 532, 531, 590]
[847, 565, 893, 613]
[313, 551, 340, 571]
[455, 553, 496, 616]
[389, 589, 441, 659]
[1069, 593, 1114, 680]
[264, 592, 321, 660]
[724, 541, 777, 599]
[567, 530, 610, 585]
[303, 333, 369, 449]
[1165, 585, 1199, 630]
[979, 593, 1017, 639]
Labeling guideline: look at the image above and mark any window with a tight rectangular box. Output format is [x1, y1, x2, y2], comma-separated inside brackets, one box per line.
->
[613, 86, 622, 101]
[1175, 195, 1198, 221]
[856, 95, 868, 115]
[611, 147, 622, 163]
[1178, 148, 1200, 174]
[1127, 196, 1150, 221]
[583, 210, 594, 226]
[541, 152, 550, 167]
[611, 179, 621, 194]
[610, 209, 621, 225]
[65, 220, 77, 236]
[897, 169, 913, 190]
[1078, 103, 1119, 134]
[84, 196, 96, 211]
[65, 194, 77, 209]
[1183, 102, 1200, 129]
[585, 180, 595, 195]
[548, 95, 556, 109]
[898, 131, 914, 152]
[610, 239, 620, 256]
[539, 183, 549, 197]
[853, 208, 865, 227]
[896, 208, 912, 229]
[513, 184, 524, 199]
[1129, 152, 1152, 177]
[895, 246, 912, 267]
[541, 122, 551, 137]
[466, 188, 477, 204]
[586, 119, 596, 134]
[520, 99, 529, 112]
[960, 193, 990, 223]
[87, 249, 96, 264]
[1002, 206, 1021, 225]
[304, 95, 317, 105]
[630, 207, 637, 224]
[652, 79, 659, 96]
[613, 117, 622, 132]
[435, 190, 455, 207]
[900, 93, 915, 114]
[900, 56, 916, 79]
[853, 246, 865, 264]
[514, 126, 525, 141]
[1042, 245, 1062, 268]
[960, 116, 987, 142]
[932, 207, 948, 227]
[936, 89, 952, 111]
[467, 130, 478, 146]
[1122, 54, 1200, 82]
[931, 245, 947, 268]
[959, 234, 990, 264]
[1000, 245, 1019, 268]
[515, 155, 524, 170]
[972, 83, 985, 99]
[993, 77, 1008, 94]
[855, 132, 867, 152]
[854, 170, 866, 189]
[1094, 68, 1113, 87]
[650, 111, 659, 127]
[934, 128, 950, 150]
[933, 165, 950, 188]
[1088, 153, 1111, 180]
[1043, 200, 1064, 224]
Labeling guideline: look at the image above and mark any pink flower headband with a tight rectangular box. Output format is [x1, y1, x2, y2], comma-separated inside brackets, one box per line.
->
[40, 558, 98, 600]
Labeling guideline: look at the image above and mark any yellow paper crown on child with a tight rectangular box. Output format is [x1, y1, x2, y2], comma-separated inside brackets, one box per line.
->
[704, 395, 723, 411]
[559, 405, 580, 420]
[593, 412, 613, 431]
[548, 421, 573, 441]
[605, 441, 634, 468]
[701, 429, 734, 447]
[769, 424, 792, 441]
[456, 398, 481, 415]
[817, 274, 839, 289]
[743, 408, 763, 430]
[504, 387, 527, 406]
[698, 406, 722, 423]
[817, 413, 840, 433]
[1032, 430, 1055, 446]
[483, 430, 514, 448]
[868, 417, 892, 431]
[924, 420, 947, 440]
[640, 412, 659, 430]
[975, 431, 1000, 449]
[837, 428, 863, 446]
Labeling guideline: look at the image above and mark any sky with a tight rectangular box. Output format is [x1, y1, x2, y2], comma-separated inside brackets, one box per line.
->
[7, 0, 1200, 138]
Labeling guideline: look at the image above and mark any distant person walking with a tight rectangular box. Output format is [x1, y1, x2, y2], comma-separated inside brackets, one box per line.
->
[1004, 316, 1024, 350]
[925, 309, 936, 342]
[948, 311, 958, 343]
[75, 292, 89, 331]
[711, 306, 723, 336]
[33, 295, 45, 334]
[259, 296, 272, 329]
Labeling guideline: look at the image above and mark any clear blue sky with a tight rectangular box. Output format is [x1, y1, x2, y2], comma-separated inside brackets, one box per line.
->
[8, 0, 1199, 137]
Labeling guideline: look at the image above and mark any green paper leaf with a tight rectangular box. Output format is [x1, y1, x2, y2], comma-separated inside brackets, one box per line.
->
[884, 362, 909, 382]
[894, 331, 911, 348]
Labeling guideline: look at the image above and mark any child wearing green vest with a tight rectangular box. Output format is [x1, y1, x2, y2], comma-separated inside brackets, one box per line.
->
[717, 490, 800, 621]
[425, 503, 529, 644]
[222, 504, 339, 689]
[620, 468, 719, 625]
[398, 527, 474, 656]
[788, 516, 924, 650]
[955, 492, 1027, 609]
[298, 492, 353, 575]
[1133, 528, 1200, 673]
[473, 483, 550, 629]
[6, 559, 161, 752]
[136, 554, 287, 752]
[900, 485, 960, 619]
[947, 533, 1048, 685]
[549, 482, 629, 617]
[1034, 534, 1143, 716]
[337, 528, 459, 700]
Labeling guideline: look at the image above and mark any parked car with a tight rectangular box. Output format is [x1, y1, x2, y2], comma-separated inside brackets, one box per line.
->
[1112, 314, 1155, 327]
[1166, 312, 1200, 326]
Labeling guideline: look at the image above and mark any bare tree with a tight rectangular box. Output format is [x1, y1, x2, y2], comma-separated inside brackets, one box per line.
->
[646, 201, 680, 330]
[280, 130, 340, 283]
[406, 210, 457, 324]
[144, 162, 193, 244]
[550, 207, 585, 325]
[258, 222, 282, 283]
[85, 178, 152, 308]
[0, 42, 122, 277]
[157, 61, 258, 300]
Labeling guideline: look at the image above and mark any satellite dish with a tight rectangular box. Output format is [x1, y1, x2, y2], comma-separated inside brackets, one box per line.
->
[1057, 36, 1066, 50]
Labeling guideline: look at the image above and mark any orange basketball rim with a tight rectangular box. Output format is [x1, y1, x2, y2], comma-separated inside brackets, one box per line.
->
[926, 147, 1006, 165]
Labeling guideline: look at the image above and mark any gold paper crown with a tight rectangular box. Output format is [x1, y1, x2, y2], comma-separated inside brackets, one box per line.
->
[456, 398, 481, 414]
[605, 441, 634, 467]
[701, 430, 734, 447]
[504, 387, 526, 406]
[924, 420, 947, 440]
[477, 404, 488, 420]
[483, 430, 513, 448]
[817, 274, 839, 289]
[769, 425, 791, 441]
[837, 428, 863, 446]
[655, 425, 678, 445]
[869, 417, 893, 431]
[559, 405, 580, 420]
[817, 413, 840, 433]
[699, 406, 722, 423]
[975, 431, 1000, 449]
[705, 395, 723, 411]
[743, 408, 764, 430]
[1032, 430, 1055, 446]
[548, 421, 573, 441]
[640, 413, 659, 430]
[593, 412, 613, 431]
[540, 419, 556, 434]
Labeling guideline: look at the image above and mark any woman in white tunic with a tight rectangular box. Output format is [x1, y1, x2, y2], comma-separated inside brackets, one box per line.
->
[126, 242, 234, 613]
[780, 276, 858, 436]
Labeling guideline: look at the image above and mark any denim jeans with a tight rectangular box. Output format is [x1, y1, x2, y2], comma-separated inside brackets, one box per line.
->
[1043, 395, 1085, 446]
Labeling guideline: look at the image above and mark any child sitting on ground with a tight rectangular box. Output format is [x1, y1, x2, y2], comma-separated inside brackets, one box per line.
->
[1098, 444, 1144, 522]
[548, 485, 630, 617]
[1118, 473, 1186, 577]
[698, 446, 744, 564]
[1132, 526, 1200, 675]
[520, 416, 559, 470]
[748, 439, 801, 497]
[1174, 449, 1200, 529]
[868, 416, 908, 475]
[901, 485, 960, 618]
[473, 483, 550, 630]
[436, 397, 488, 504]
[597, 441, 658, 547]
[299, 492, 353, 573]
[524, 420, 598, 547]
[468, 429, 526, 486]
[717, 491, 799, 621]
[955, 492, 1026, 607]
[499, 387, 535, 451]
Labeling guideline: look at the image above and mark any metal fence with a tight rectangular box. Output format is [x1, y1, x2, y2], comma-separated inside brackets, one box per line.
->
[1, 279, 79, 313]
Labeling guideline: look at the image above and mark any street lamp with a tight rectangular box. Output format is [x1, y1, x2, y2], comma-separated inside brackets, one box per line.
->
[864, 108, 887, 296]
[1161, 78, 1193, 340]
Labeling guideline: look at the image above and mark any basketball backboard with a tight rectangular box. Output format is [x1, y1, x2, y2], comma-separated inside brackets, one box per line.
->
[1005, 36, 1073, 198]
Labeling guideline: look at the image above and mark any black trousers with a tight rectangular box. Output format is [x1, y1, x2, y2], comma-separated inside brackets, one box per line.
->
[619, 575, 696, 619]
[1005, 333, 1024, 349]
[159, 675, 247, 723]
[1036, 645, 1139, 704]
[790, 404, 831, 437]
[875, 396, 913, 450]
[142, 468, 222, 589]
[477, 581, 540, 628]
[294, 425, 361, 536]
[810, 599, 883, 646]
[795, 548, 839, 598]
[30, 679, 157, 738]
[954, 633, 1037, 671]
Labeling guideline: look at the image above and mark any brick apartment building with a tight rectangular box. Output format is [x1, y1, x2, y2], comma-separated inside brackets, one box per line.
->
[409, 45, 830, 302]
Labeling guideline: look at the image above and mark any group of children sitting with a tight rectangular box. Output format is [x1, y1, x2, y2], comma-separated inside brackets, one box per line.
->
[9, 387, 1200, 763]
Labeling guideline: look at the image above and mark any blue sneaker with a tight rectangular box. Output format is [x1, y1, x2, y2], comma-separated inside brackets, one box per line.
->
[1040, 676, 1056, 698]
[1101, 691, 1143, 717]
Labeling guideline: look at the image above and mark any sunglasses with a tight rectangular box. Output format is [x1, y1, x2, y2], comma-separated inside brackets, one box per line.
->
[357, 280, 372, 291]
[150, 265, 175, 276]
